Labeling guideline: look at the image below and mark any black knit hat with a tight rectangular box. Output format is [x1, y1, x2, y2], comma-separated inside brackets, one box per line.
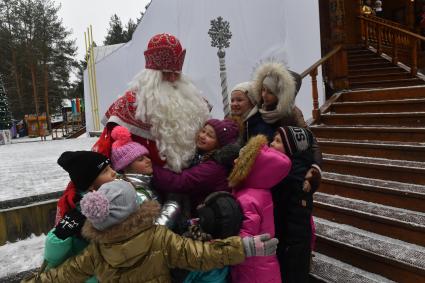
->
[277, 126, 313, 156]
[57, 151, 111, 191]
[197, 191, 243, 239]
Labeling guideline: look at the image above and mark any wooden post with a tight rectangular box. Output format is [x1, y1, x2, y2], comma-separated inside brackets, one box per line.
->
[392, 32, 398, 64]
[30, 63, 42, 139]
[377, 25, 382, 55]
[411, 38, 418, 76]
[365, 21, 370, 47]
[310, 68, 320, 121]
[43, 63, 51, 136]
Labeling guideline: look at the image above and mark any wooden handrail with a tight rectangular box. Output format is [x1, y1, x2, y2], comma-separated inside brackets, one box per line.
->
[359, 15, 425, 42]
[359, 15, 424, 75]
[300, 44, 346, 122]
[301, 45, 343, 78]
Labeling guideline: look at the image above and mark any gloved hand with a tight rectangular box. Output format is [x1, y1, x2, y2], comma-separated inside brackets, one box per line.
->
[53, 209, 86, 240]
[304, 166, 321, 193]
[242, 233, 279, 257]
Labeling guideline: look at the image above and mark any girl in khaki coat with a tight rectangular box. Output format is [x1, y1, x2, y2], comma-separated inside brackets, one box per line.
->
[24, 180, 278, 283]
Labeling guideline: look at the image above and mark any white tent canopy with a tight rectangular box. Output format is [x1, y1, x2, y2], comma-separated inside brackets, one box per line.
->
[84, 0, 323, 132]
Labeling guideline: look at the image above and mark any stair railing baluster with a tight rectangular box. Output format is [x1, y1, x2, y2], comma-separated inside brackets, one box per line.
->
[393, 32, 398, 64]
[411, 39, 418, 76]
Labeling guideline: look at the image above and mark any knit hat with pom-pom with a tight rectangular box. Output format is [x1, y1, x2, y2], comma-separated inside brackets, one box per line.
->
[111, 126, 150, 172]
[80, 180, 138, 231]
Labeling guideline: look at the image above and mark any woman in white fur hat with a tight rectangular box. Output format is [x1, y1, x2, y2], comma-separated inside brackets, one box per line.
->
[252, 61, 323, 196]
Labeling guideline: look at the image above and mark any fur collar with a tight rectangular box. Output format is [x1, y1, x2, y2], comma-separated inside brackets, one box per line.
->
[82, 200, 160, 243]
[252, 62, 296, 117]
[228, 135, 268, 187]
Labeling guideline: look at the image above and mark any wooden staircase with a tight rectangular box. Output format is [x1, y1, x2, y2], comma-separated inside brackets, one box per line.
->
[347, 47, 425, 89]
[309, 84, 425, 282]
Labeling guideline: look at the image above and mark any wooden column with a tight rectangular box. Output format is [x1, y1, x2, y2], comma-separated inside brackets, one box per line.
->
[327, 0, 348, 91]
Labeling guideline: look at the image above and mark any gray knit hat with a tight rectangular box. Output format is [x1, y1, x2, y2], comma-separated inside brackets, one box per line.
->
[80, 180, 138, 231]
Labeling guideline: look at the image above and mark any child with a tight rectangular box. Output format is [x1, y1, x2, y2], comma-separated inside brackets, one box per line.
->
[183, 191, 243, 283]
[43, 151, 116, 283]
[25, 180, 279, 282]
[110, 125, 180, 227]
[153, 118, 240, 217]
[229, 135, 292, 283]
[270, 126, 320, 283]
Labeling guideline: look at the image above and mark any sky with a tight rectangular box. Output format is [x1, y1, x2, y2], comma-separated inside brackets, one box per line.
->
[54, 0, 151, 62]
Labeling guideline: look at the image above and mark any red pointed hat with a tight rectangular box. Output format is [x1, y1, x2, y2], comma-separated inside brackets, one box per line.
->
[144, 33, 186, 72]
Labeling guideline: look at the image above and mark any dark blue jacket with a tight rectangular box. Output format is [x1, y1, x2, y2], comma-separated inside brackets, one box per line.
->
[243, 112, 275, 144]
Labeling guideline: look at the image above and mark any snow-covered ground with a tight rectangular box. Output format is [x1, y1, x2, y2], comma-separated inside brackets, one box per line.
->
[0, 234, 46, 277]
[0, 136, 97, 278]
[0, 136, 97, 201]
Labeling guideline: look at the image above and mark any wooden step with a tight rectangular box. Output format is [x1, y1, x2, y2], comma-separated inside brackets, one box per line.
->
[329, 98, 425, 113]
[322, 154, 425, 185]
[318, 139, 425, 162]
[311, 252, 396, 283]
[320, 112, 425, 126]
[348, 53, 380, 60]
[347, 49, 376, 55]
[340, 86, 425, 101]
[310, 125, 425, 142]
[348, 57, 389, 65]
[320, 172, 425, 213]
[314, 192, 425, 246]
[348, 66, 405, 76]
[314, 218, 425, 283]
[349, 61, 395, 71]
[348, 72, 412, 83]
[350, 78, 425, 89]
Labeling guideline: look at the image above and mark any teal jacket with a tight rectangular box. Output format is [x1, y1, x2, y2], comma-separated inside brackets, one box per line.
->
[44, 229, 97, 283]
[183, 267, 229, 283]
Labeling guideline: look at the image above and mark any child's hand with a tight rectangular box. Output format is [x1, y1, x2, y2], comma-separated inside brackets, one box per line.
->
[242, 233, 279, 257]
[53, 209, 86, 240]
[304, 166, 321, 193]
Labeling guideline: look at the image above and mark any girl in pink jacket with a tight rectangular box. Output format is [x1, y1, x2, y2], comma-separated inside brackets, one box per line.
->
[229, 135, 291, 283]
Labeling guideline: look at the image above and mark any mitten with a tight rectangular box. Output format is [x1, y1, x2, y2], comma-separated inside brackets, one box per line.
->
[242, 233, 279, 257]
[53, 209, 86, 240]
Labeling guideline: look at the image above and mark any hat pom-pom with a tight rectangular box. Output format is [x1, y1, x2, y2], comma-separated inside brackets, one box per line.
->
[111, 126, 132, 149]
[81, 191, 110, 223]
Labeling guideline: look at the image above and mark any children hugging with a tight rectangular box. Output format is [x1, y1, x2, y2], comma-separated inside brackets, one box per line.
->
[27, 35, 323, 281]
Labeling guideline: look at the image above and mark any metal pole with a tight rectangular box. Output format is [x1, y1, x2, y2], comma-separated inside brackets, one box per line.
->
[218, 50, 230, 116]
[208, 17, 232, 117]
[84, 31, 97, 131]
[89, 25, 100, 130]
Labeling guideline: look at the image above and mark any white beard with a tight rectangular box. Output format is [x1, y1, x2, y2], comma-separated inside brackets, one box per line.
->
[130, 69, 210, 172]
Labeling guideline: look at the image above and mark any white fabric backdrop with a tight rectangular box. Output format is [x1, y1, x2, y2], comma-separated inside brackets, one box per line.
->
[84, 0, 323, 132]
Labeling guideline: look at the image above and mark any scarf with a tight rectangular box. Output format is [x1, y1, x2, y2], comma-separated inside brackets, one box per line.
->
[259, 105, 285, 124]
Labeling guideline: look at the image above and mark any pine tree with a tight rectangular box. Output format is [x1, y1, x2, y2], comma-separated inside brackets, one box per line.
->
[0, 74, 12, 130]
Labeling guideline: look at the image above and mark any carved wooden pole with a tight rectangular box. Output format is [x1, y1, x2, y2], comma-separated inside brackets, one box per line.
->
[310, 68, 320, 121]
[208, 17, 232, 117]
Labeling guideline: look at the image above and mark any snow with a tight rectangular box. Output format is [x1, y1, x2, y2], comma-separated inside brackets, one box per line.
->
[0, 234, 45, 277]
[315, 218, 425, 269]
[323, 153, 425, 169]
[314, 192, 425, 227]
[0, 137, 97, 202]
[311, 252, 396, 283]
[322, 172, 425, 195]
[318, 138, 425, 148]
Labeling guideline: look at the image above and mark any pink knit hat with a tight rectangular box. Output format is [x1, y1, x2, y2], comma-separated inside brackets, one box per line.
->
[111, 126, 149, 172]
